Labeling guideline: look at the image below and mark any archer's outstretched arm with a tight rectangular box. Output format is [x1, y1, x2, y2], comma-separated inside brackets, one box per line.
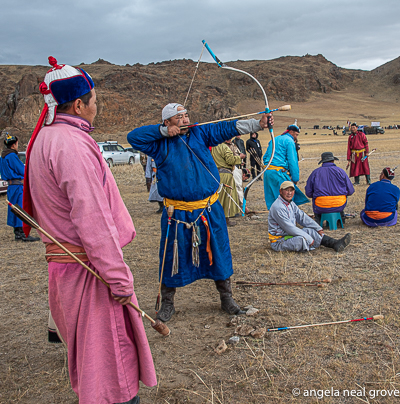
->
[127, 124, 164, 156]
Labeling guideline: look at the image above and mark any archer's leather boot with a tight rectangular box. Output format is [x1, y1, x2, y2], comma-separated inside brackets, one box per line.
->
[354, 176, 360, 185]
[226, 218, 236, 227]
[215, 278, 245, 315]
[14, 227, 23, 241]
[156, 201, 163, 214]
[156, 284, 176, 322]
[366, 175, 371, 185]
[14, 227, 40, 242]
[321, 234, 351, 252]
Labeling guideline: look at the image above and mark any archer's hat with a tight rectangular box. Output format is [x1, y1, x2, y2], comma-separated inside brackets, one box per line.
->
[39, 56, 95, 125]
[162, 103, 187, 121]
[318, 152, 339, 164]
[4, 132, 18, 146]
[280, 181, 295, 190]
[383, 167, 395, 180]
[287, 124, 300, 133]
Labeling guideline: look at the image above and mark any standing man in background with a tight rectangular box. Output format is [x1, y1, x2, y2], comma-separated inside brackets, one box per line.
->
[0, 133, 39, 242]
[263, 124, 309, 209]
[212, 139, 244, 225]
[145, 156, 164, 213]
[246, 132, 262, 180]
[233, 134, 246, 168]
[347, 123, 371, 185]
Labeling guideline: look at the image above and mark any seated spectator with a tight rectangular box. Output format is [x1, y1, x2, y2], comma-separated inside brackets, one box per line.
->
[268, 181, 351, 252]
[305, 152, 354, 224]
[360, 167, 400, 227]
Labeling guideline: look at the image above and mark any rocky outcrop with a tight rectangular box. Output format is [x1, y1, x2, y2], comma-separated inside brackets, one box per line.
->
[0, 54, 395, 146]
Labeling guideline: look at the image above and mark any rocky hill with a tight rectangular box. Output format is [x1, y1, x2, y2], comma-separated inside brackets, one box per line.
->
[0, 54, 398, 146]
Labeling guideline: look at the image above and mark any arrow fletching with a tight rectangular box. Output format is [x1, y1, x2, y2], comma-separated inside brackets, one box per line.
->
[6, 200, 40, 229]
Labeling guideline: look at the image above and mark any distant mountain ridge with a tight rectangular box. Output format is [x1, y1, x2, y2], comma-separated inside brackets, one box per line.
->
[0, 54, 398, 146]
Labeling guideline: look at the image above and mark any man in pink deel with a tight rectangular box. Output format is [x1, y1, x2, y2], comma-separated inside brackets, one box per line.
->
[23, 57, 156, 404]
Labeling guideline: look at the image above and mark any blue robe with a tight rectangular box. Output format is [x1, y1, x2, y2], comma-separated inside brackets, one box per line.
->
[360, 179, 400, 226]
[0, 151, 24, 227]
[127, 122, 239, 287]
[263, 132, 309, 209]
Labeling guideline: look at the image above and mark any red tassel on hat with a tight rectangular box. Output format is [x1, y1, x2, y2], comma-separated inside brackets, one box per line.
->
[39, 82, 51, 95]
[47, 56, 62, 71]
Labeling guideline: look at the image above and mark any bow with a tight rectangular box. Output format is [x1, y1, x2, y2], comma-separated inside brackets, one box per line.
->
[202, 40, 277, 215]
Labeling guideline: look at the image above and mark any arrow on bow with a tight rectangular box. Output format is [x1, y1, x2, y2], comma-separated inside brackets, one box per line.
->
[179, 104, 291, 130]
[202, 40, 277, 215]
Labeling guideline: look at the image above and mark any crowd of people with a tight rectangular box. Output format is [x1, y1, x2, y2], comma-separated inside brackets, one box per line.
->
[1, 57, 399, 404]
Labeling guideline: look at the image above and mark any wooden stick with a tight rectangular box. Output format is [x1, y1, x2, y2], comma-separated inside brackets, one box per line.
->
[7, 201, 170, 336]
[236, 279, 331, 288]
[266, 315, 384, 332]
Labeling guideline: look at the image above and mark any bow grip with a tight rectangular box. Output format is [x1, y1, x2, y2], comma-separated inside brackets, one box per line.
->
[267, 115, 273, 130]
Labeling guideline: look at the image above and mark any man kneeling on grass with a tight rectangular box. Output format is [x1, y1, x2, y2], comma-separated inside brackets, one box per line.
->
[360, 167, 400, 227]
[268, 181, 351, 252]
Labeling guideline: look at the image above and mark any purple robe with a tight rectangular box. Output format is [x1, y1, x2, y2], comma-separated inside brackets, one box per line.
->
[305, 162, 354, 214]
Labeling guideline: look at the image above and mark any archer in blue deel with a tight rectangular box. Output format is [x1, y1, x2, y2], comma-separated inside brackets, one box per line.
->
[127, 103, 273, 323]
[262, 124, 309, 209]
[0, 133, 40, 242]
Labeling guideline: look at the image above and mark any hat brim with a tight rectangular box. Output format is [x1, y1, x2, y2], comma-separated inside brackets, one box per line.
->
[318, 156, 339, 164]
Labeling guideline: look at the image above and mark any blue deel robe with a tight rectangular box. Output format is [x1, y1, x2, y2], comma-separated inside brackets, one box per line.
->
[360, 179, 400, 226]
[262, 132, 309, 209]
[127, 121, 240, 287]
[0, 151, 24, 227]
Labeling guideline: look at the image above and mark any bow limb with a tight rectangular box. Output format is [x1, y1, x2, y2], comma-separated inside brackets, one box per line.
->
[201, 40, 277, 215]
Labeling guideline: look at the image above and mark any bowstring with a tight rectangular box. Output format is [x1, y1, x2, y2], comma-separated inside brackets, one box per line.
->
[177, 135, 245, 214]
[183, 43, 206, 107]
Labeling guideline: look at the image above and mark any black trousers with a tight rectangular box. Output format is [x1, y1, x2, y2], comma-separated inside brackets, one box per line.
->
[250, 160, 261, 179]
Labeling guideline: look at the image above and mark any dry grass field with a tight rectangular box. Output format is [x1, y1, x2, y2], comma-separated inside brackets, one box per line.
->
[1, 95, 400, 403]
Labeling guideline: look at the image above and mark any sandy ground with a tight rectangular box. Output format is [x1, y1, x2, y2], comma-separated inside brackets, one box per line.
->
[1, 129, 400, 403]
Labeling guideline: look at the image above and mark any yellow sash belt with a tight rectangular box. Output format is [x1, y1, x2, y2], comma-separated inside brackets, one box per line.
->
[267, 165, 285, 171]
[267, 165, 290, 175]
[351, 148, 365, 156]
[164, 191, 219, 212]
[315, 195, 347, 208]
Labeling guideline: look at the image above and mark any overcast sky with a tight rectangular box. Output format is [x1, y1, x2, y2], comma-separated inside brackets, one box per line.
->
[1, 0, 399, 71]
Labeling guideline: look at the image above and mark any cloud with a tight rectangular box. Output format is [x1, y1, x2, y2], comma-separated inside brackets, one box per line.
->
[0, 0, 399, 70]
